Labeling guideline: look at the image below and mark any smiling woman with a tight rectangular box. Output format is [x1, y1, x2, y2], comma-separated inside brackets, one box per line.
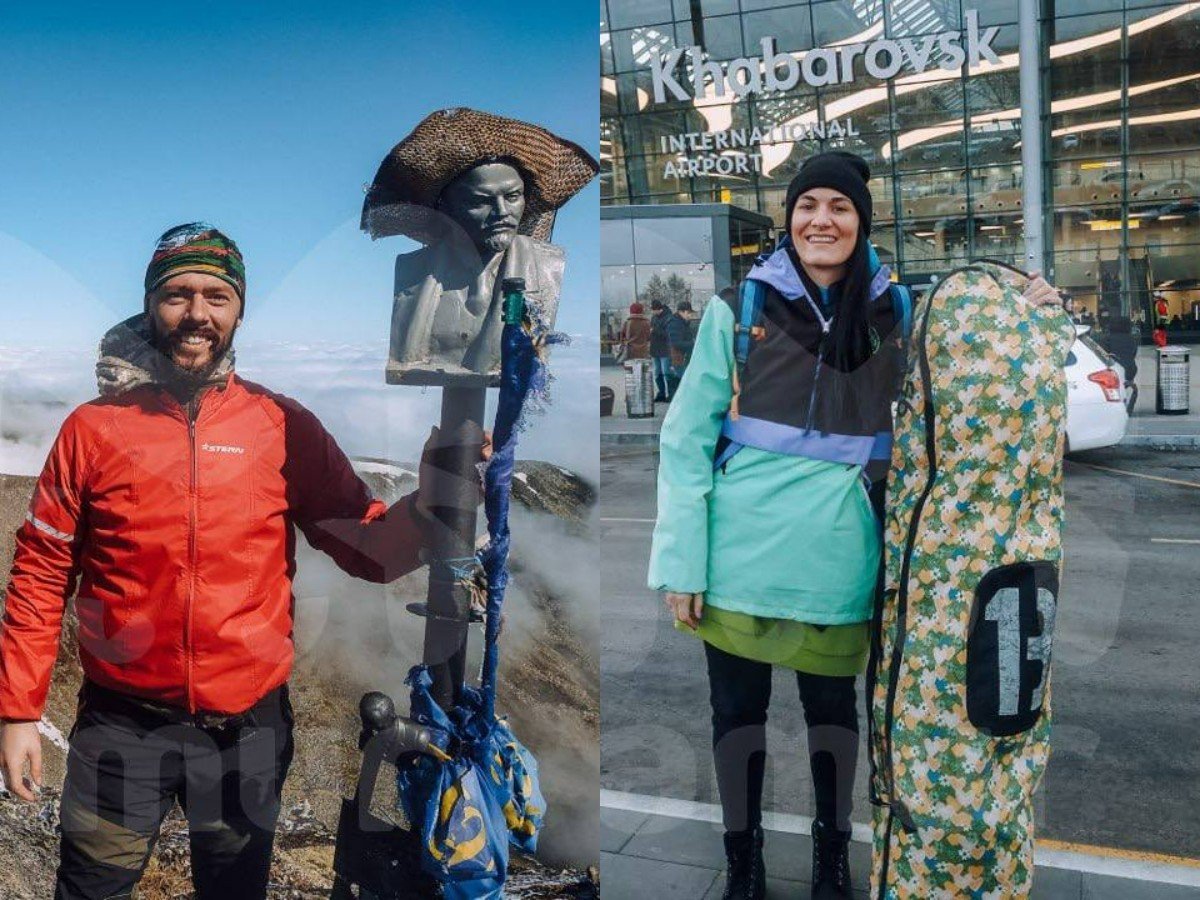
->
[650, 150, 908, 900]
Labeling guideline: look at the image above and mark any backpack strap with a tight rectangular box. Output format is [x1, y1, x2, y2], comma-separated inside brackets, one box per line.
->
[730, 279, 767, 420]
[890, 282, 913, 341]
[734, 279, 767, 368]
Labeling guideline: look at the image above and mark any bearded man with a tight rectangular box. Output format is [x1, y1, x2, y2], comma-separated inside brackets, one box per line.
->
[0, 223, 441, 900]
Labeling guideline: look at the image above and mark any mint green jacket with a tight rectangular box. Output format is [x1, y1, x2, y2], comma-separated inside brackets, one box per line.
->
[648, 299, 880, 625]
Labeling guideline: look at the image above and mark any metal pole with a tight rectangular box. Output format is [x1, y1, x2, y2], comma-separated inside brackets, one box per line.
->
[1019, 0, 1045, 273]
[421, 387, 486, 711]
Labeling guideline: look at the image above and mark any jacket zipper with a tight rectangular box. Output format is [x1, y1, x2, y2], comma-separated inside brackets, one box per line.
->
[186, 399, 199, 714]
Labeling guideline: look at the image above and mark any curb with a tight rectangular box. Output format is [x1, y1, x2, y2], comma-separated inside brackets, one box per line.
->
[601, 432, 659, 448]
[602, 791, 1200, 889]
[1118, 434, 1200, 449]
[602, 433, 1200, 450]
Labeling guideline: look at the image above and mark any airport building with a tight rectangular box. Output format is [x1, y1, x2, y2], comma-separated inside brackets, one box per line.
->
[600, 0, 1200, 341]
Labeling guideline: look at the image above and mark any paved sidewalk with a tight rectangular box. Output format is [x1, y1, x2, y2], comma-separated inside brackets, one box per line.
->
[601, 346, 1200, 449]
[600, 796, 1200, 899]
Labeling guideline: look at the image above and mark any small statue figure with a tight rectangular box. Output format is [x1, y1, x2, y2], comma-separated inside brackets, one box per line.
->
[362, 108, 597, 385]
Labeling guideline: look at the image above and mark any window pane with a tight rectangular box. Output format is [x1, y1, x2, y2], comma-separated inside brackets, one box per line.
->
[741, 7, 813, 56]
[610, 23, 686, 74]
[695, 13, 743, 59]
[976, 0, 1018, 27]
[608, 0, 674, 30]
[894, 131, 965, 171]
[674, 0, 739, 19]
[601, 264, 636, 312]
[621, 109, 689, 157]
[970, 165, 1024, 218]
[896, 169, 970, 219]
[811, 1, 880, 46]
[971, 214, 1024, 261]
[634, 263, 717, 311]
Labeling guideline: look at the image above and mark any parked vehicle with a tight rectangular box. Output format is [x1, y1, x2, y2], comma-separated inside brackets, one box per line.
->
[1065, 327, 1129, 452]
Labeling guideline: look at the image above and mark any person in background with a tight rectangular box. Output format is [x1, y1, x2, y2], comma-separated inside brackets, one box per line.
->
[650, 300, 675, 402]
[1101, 316, 1139, 413]
[620, 302, 651, 361]
[1153, 292, 1170, 347]
[666, 300, 698, 396]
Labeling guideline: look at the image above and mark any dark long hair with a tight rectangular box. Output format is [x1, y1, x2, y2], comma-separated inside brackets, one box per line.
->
[790, 224, 875, 372]
[789, 225, 898, 430]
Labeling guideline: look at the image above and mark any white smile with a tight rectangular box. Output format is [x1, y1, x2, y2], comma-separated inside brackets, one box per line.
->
[179, 336, 212, 346]
[806, 235, 837, 244]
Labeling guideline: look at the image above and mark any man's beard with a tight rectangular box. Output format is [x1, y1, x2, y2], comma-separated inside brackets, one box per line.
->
[478, 227, 517, 256]
[153, 331, 235, 393]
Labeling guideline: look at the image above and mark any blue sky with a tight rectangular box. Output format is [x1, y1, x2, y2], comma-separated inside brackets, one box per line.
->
[0, 1, 599, 348]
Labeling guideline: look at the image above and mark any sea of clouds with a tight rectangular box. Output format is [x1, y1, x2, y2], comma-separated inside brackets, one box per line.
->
[0, 336, 599, 483]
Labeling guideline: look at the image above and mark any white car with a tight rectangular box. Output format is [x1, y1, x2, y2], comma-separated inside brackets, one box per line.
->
[1065, 327, 1129, 452]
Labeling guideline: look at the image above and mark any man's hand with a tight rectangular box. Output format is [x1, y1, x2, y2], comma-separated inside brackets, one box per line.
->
[0, 721, 42, 803]
[416, 426, 494, 521]
[664, 591, 704, 630]
[1023, 272, 1062, 308]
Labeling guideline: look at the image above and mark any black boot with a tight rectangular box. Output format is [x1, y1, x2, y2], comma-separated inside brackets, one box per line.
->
[721, 827, 765, 900]
[810, 820, 852, 899]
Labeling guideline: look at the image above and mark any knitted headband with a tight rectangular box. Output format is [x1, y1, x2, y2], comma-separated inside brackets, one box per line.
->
[785, 151, 873, 235]
[144, 223, 246, 307]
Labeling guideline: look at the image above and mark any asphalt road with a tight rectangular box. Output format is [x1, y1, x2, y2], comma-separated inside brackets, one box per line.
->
[599, 445, 1200, 859]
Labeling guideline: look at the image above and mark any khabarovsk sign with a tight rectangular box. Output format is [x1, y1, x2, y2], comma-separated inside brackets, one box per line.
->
[649, 9, 1000, 180]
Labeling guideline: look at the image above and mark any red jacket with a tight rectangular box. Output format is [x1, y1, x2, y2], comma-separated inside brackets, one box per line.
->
[0, 375, 426, 718]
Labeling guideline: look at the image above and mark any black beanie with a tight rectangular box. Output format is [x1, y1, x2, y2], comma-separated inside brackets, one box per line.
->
[784, 151, 873, 235]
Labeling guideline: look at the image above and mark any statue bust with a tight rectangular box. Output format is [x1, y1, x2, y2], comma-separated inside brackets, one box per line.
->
[361, 108, 597, 386]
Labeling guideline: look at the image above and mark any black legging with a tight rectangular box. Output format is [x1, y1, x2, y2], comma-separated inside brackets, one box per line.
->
[705, 641, 858, 833]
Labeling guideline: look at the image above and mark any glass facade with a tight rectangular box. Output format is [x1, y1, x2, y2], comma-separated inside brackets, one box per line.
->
[599, 205, 773, 352]
[601, 0, 1200, 339]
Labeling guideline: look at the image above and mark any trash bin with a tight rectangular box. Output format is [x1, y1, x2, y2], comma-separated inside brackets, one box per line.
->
[600, 386, 614, 417]
[624, 358, 655, 418]
[1156, 346, 1190, 415]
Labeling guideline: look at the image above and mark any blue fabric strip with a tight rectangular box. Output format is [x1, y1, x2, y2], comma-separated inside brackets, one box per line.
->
[720, 414, 879, 467]
[869, 265, 892, 302]
[713, 439, 744, 470]
[871, 431, 893, 461]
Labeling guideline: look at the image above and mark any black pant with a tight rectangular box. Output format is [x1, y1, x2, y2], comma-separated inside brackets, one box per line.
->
[705, 642, 858, 833]
[55, 683, 295, 900]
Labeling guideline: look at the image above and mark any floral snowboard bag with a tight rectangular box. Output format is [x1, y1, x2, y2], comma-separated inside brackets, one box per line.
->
[867, 262, 1076, 898]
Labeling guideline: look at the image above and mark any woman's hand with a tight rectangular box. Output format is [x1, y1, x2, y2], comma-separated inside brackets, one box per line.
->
[664, 591, 704, 630]
[1023, 272, 1062, 308]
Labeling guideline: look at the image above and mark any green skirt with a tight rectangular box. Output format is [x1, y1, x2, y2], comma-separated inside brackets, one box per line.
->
[676, 605, 869, 676]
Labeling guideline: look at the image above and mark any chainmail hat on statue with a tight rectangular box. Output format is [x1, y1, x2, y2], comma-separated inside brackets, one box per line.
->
[361, 107, 598, 244]
[364, 108, 597, 387]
